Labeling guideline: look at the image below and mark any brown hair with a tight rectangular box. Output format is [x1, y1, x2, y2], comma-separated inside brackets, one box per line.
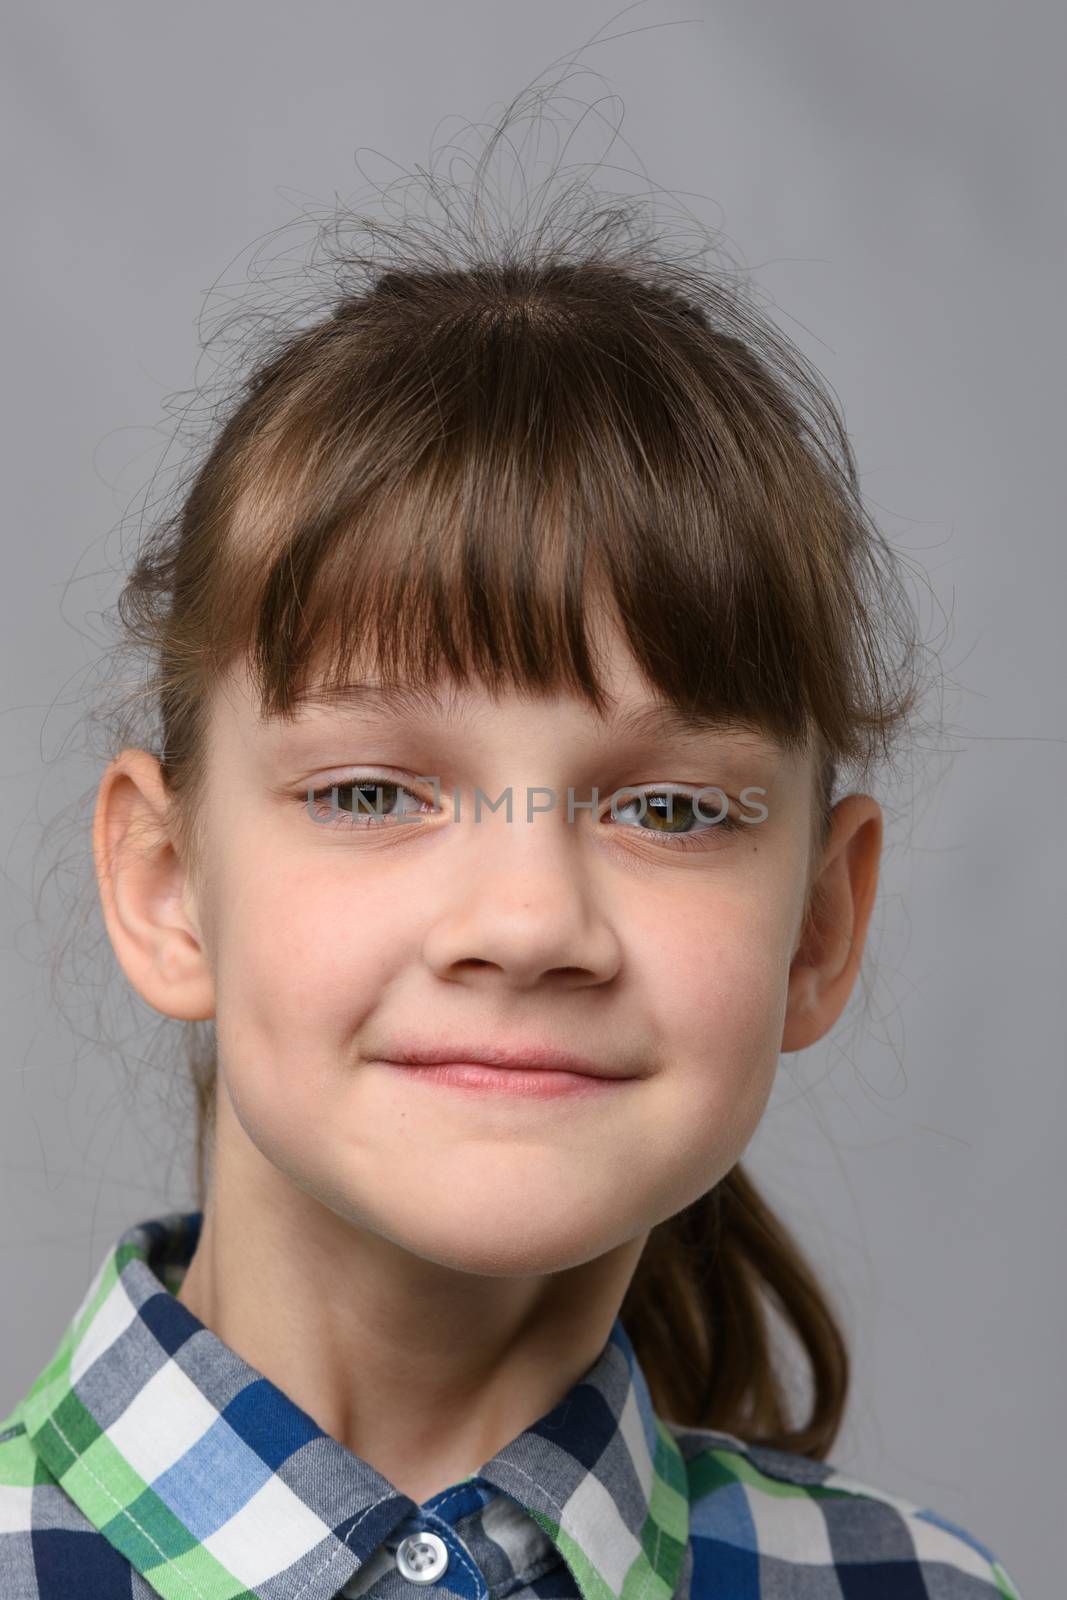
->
[89, 85, 926, 1461]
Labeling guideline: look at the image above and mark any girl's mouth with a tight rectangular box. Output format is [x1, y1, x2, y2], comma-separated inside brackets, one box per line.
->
[378, 1060, 634, 1098]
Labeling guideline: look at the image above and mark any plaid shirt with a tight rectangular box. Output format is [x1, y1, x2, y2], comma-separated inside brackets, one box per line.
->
[0, 1211, 1023, 1599]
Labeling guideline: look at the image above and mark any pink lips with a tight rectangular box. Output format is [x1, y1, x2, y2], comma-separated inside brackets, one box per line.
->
[375, 1040, 637, 1098]
[381, 1061, 629, 1098]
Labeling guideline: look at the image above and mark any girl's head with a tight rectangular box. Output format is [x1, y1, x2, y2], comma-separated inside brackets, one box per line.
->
[89, 153, 923, 1455]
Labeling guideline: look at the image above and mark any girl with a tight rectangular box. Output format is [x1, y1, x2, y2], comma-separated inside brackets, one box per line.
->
[0, 111, 1024, 1600]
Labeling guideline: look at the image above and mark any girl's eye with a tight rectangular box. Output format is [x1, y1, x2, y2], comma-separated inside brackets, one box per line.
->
[303, 778, 741, 851]
[305, 778, 435, 828]
[607, 789, 741, 851]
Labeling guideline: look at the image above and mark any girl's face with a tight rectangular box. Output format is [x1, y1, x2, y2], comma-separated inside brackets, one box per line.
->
[183, 613, 818, 1277]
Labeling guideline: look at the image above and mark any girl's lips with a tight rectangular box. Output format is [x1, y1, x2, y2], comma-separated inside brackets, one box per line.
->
[379, 1061, 633, 1098]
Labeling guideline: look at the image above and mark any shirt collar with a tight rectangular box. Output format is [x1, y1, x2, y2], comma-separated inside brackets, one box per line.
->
[19, 1211, 691, 1600]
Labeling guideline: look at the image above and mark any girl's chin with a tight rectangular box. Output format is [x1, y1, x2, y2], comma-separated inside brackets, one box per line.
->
[337, 1206, 637, 1278]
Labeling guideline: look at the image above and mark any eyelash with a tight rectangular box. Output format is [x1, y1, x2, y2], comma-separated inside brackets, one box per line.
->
[302, 776, 744, 853]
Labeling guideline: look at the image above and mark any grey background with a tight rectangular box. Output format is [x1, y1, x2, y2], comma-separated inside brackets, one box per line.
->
[1, 4, 1062, 1593]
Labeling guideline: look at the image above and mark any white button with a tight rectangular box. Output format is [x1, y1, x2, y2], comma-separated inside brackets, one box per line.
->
[395, 1530, 450, 1585]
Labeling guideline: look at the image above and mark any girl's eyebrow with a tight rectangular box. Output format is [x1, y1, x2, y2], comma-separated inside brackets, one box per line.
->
[280, 680, 777, 753]
[286, 680, 450, 720]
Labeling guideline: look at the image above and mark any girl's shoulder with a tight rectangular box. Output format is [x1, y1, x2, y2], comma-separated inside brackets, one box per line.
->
[661, 1420, 1023, 1598]
[0, 1403, 121, 1598]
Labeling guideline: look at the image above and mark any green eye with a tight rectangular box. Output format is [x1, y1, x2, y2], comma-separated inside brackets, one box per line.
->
[610, 789, 741, 850]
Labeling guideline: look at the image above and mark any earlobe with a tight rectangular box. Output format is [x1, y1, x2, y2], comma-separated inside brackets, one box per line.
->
[93, 749, 216, 1022]
[780, 795, 883, 1053]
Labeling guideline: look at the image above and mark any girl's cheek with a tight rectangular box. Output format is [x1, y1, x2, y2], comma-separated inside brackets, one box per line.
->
[657, 889, 795, 1013]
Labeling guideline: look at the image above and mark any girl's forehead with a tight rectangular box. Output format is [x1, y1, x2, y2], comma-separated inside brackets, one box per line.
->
[222, 649, 775, 745]
[217, 636, 796, 761]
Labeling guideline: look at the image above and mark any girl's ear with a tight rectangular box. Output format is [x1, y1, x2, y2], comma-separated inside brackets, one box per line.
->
[92, 749, 215, 1021]
[781, 794, 883, 1052]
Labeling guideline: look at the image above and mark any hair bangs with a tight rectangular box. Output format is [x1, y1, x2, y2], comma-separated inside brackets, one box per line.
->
[213, 290, 837, 759]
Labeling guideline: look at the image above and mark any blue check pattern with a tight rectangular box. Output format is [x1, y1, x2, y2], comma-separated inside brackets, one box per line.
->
[0, 1211, 1023, 1598]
